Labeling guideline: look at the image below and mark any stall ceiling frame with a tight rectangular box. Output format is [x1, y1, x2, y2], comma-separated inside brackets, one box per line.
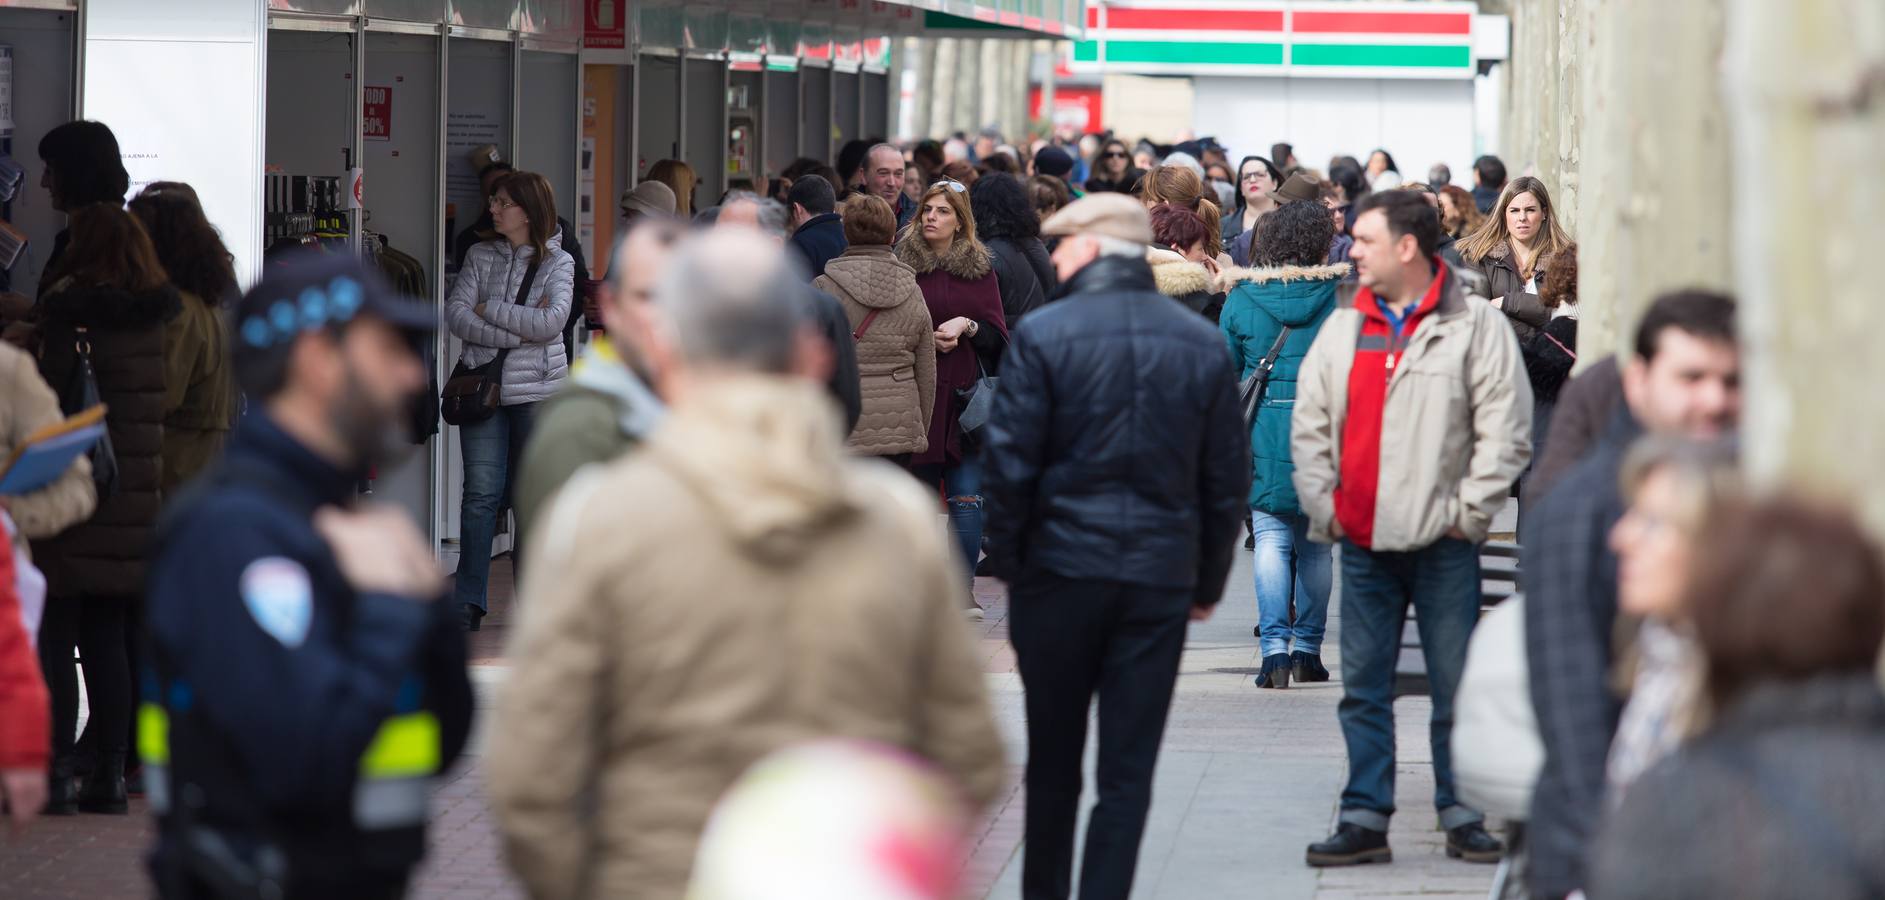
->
[365, 17, 442, 34]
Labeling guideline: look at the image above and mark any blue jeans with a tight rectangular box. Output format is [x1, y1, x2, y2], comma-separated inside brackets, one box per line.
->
[912, 454, 984, 586]
[1336, 537, 1484, 831]
[1251, 510, 1332, 659]
[453, 402, 538, 612]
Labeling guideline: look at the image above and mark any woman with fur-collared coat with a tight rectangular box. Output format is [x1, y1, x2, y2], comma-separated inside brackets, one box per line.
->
[1216, 200, 1347, 690]
[896, 180, 1007, 619]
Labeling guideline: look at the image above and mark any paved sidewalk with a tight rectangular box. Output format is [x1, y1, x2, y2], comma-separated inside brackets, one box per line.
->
[1, 549, 1497, 900]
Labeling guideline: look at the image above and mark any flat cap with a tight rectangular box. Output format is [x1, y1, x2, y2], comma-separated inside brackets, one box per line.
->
[1040, 193, 1154, 244]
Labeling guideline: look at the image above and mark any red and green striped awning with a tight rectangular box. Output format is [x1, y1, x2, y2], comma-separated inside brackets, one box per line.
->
[1071, 1, 1480, 79]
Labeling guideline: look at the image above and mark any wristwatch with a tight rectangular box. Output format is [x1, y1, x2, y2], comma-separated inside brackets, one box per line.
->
[965, 319, 980, 338]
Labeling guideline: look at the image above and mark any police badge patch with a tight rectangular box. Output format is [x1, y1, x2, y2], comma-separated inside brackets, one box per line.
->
[241, 557, 314, 648]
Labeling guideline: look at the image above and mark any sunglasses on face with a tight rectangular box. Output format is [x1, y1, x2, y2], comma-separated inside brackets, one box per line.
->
[932, 180, 967, 193]
[1241, 172, 1269, 183]
[1100, 152, 1127, 160]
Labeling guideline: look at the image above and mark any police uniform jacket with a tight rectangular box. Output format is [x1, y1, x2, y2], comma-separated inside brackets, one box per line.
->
[142, 412, 473, 897]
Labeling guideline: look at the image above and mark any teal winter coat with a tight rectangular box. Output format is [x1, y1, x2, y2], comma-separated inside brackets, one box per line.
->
[1217, 262, 1349, 515]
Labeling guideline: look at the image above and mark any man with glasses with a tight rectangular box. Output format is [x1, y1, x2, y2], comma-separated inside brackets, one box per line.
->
[863, 143, 916, 230]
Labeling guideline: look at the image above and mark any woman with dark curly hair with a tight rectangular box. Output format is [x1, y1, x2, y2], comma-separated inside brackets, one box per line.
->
[1215, 199, 1349, 689]
[128, 182, 240, 492]
[1521, 243, 1579, 500]
[969, 173, 1055, 329]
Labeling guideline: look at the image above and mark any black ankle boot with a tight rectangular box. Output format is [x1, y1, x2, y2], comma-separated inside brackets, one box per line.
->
[43, 756, 79, 815]
[1255, 653, 1292, 689]
[77, 751, 129, 814]
[1291, 651, 1330, 683]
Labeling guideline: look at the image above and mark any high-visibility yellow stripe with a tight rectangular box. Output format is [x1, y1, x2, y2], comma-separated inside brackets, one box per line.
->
[360, 712, 440, 779]
[138, 703, 170, 765]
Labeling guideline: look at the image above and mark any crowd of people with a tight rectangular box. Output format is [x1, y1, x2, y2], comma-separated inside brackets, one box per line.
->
[0, 116, 1879, 900]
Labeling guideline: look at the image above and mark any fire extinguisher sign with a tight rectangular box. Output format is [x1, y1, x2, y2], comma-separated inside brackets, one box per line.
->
[364, 86, 392, 142]
[585, 0, 626, 49]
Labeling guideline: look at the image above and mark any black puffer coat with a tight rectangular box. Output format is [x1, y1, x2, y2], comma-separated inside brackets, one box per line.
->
[984, 235, 1055, 330]
[31, 279, 181, 598]
[979, 255, 1250, 605]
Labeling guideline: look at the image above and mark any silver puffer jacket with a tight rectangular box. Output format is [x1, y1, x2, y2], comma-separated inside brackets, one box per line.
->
[446, 229, 576, 406]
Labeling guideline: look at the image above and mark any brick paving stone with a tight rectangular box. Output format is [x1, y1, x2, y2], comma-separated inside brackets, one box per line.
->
[6, 524, 1507, 900]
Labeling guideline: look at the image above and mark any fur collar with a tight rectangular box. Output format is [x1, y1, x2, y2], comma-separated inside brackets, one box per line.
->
[1146, 247, 1214, 298]
[895, 233, 992, 281]
[1214, 262, 1351, 292]
[41, 281, 183, 331]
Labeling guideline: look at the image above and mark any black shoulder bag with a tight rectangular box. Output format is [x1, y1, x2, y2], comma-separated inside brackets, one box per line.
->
[440, 259, 539, 427]
[1238, 325, 1292, 434]
[59, 325, 120, 501]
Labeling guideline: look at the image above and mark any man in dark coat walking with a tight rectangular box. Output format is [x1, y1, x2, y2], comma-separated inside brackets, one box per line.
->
[1523, 289, 1740, 900]
[785, 175, 847, 280]
[981, 194, 1250, 900]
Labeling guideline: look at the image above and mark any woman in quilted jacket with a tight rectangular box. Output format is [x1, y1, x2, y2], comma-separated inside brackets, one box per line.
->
[814, 194, 935, 466]
[30, 204, 181, 814]
[444, 170, 575, 631]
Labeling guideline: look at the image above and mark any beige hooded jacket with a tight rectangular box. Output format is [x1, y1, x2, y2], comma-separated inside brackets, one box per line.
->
[486, 375, 1006, 900]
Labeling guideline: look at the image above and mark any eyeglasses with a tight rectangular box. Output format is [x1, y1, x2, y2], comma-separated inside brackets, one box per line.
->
[488, 196, 518, 210]
[1240, 172, 1270, 183]
[1100, 152, 1128, 160]
[932, 180, 967, 194]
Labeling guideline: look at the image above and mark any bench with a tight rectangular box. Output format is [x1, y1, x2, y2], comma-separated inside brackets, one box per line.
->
[1391, 540, 1519, 699]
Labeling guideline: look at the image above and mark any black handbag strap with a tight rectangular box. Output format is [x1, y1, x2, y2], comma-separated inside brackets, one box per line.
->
[489, 258, 543, 370]
[1256, 325, 1292, 375]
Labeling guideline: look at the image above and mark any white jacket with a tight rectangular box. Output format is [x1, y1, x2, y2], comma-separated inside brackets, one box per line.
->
[446, 229, 576, 405]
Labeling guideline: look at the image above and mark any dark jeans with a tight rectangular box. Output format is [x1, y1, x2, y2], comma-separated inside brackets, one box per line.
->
[1336, 538, 1485, 831]
[911, 454, 984, 587]
[39, 594, 134, 763]
[453, 402, 537, 612]
[1009, 572, 1191, 900]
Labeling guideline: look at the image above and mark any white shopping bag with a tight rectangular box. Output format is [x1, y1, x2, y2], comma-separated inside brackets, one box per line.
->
[3, 512, 44, 645]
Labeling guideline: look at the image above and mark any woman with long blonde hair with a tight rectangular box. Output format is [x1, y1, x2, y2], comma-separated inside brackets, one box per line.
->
[1139, 164, 1225, 260]
[895, 179, 1008, 620]
[645, 159, 699, 217]
[1457, 175, 1572, 341]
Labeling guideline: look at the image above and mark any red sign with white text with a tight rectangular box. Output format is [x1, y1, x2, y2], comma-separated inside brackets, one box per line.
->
[584, 0, 626, 49]
[363, 86, 391, 141]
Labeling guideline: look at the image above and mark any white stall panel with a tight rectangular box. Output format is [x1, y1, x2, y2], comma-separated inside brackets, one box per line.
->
[362, 32, 442, 534]
[763, 69, 798, 173]
[85, 2, 264, 286]
[518, 50, 579, 220]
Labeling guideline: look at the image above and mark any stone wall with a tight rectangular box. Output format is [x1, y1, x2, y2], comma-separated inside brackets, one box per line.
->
[1507, 0, 1885, 533]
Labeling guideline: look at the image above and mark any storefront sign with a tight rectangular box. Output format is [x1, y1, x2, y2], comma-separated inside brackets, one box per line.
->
[584, 0, 626, 49]
[1072, 0, 1479, 79]
[363, 85, 392, 142]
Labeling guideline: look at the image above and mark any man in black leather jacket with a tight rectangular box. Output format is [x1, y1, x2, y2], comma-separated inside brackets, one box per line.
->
[980, 194, 1250, 900]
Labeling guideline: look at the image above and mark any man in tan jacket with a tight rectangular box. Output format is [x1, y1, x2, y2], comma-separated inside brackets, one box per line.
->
[486, 229, 1007, 900]
[1291, 190, 1531, 869]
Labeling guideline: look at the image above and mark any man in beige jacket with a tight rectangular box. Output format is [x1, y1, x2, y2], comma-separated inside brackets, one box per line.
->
[486, 229, 1007, 900]
[1291, 190, 1531, 869]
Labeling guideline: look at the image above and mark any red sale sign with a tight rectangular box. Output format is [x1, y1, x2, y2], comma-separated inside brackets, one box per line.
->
[363, 86, 392, 142]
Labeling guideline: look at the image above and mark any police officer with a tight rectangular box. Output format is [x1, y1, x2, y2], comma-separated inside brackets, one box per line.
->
[142, 253, 473, 899]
